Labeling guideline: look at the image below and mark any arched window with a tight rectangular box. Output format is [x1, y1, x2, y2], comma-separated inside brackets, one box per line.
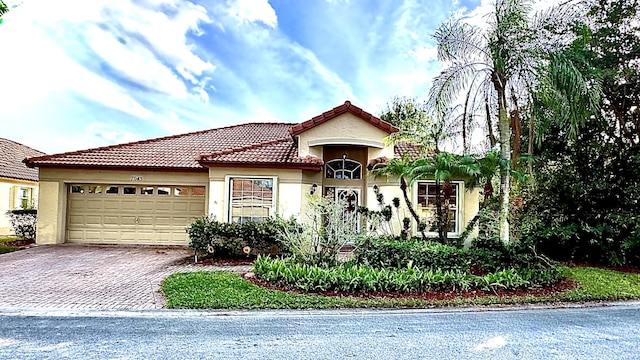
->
[325, 158, 362, 179]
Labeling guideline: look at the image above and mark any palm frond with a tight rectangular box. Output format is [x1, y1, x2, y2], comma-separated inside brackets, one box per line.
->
[434, 19, 489, 63]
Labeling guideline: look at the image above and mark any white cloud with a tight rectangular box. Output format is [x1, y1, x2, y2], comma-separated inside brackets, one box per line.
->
[85, 25, 188, 97]
[227, 0, 277, 28]
[408, 46, 438, 62]
[86, 123, 142, 146]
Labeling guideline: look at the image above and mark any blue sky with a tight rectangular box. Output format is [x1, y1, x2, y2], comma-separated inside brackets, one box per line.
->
[0, 0, 491, 154]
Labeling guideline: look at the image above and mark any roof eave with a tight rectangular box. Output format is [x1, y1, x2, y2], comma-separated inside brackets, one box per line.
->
[199, 161, 323, 171]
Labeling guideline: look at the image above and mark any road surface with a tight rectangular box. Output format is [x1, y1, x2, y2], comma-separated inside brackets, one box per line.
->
[1, 304, 639, 359]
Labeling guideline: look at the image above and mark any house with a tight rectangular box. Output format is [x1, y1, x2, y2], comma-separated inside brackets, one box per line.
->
[0, 138, 46, 235]
[24, 101, 479, 245]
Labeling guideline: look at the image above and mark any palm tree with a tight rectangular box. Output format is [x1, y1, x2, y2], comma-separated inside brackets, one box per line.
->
[407, 152, 480, 244]
[428, 0, 596, 243]
[370, 157, 429, 240]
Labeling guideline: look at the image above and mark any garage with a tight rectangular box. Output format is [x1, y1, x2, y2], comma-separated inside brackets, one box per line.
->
[66, 184, 206, 245]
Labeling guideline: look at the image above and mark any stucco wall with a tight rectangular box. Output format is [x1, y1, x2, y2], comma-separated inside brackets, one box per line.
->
[297, 113, 395, 159]
[0, 178, 39, 235]
[207, 167, 308, 222]
[35, 168, 209, 244]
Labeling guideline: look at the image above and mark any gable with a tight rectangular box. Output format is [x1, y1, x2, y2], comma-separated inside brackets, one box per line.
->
[294, 102, 398, 158]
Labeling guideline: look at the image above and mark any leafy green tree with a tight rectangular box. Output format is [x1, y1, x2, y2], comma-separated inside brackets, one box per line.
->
[380, 96, 453, 154]
[522, 0, 640, 265]
[0, 1, 8, 19]
[429, 0, 598, 243]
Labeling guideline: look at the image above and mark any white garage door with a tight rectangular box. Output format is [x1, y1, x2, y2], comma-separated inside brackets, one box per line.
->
[66, 184, 206, 245]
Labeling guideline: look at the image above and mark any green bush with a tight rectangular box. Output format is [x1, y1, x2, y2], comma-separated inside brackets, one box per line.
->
[354, 236, 470, 272]
[5, 210, 37, 240]
[186, 216, 284, 258]
[253, 256, 563, 293]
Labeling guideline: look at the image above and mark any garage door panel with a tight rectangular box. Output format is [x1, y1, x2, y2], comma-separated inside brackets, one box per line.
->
[103, 200, 120, 210]
[103, 216, 120, 225]
[68, 215, 85, 226]
[121, 200, 137, 211]
[102, 231, 120, 241]
[86, 215, 102, 226]
[154, 216, 172, 226]
[137, 216, 154, 226]
[67, 184, 205, 245]
[87, 200, 104, 210]
[190, 202, 205, 212]
[120, 216, 137, 226]
[172, 202, 188, 211]
[155, 201, 172, 211]
[138, 201, 155, 211]
[68, 199, 86, 210]
[67, 230, 84, 241]
[84, 231, 102, 242]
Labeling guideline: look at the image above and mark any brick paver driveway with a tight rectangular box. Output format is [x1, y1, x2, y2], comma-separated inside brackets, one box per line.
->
[0, 245, 251, 310]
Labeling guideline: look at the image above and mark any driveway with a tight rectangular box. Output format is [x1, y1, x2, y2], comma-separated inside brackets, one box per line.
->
[0, 245, 251, 310]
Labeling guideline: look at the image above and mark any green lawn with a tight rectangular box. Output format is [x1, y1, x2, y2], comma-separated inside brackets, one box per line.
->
[0, 236, 20, 254]
[161, 267, 640, 309]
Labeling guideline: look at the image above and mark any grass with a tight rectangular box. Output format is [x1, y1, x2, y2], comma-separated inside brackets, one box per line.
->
[161, 267, 640, 309]
[0, 236, 21, 254]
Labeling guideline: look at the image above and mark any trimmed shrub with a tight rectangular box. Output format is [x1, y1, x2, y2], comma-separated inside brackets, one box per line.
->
[5, 209, 37, 240]
[354, 235, 555, 274]
[186, 216, 283, 258]
[354, 237, 470, 272]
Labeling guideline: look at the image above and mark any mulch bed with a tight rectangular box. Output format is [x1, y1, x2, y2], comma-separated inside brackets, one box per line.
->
[3, 239, 34, 247]
[175, 256, 255, 266]
[245, 276, 578, 301]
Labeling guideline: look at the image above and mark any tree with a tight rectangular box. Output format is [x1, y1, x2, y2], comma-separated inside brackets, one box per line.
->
[521, 0, 640, 265]
[428, 0, 596, 243]
[380, 96, 453, 153]
[407, 152, 480, 244]
[0, 1, 8, 18]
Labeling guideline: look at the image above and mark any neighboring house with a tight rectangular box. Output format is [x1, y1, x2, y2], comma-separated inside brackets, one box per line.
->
[25, 101, 479, 246]
[0, 138, 46, 235]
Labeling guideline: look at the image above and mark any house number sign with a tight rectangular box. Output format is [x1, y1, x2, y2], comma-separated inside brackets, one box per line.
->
[130, 176, 144, 181]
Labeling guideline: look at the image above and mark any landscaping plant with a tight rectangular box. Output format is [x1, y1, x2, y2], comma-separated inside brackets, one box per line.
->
[5, 209, 37, 240]
[186, 216, 283, 259]
[275, 195, 360, 267]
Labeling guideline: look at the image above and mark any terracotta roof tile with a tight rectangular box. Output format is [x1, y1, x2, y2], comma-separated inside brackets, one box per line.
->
[290, 101, 399, 136]
[25, 123, 295, 170]
[0, 138, 46, 182]
[197, 138, 323, 170]
[23, 104, 414, 171]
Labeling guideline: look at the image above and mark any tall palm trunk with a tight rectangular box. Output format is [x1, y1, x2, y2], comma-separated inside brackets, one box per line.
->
[493, 71, 511, 243]
[400, 177, 427, 240]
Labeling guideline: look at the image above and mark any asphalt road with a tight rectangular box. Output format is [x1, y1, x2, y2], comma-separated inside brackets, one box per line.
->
[1, 304, 639, 359]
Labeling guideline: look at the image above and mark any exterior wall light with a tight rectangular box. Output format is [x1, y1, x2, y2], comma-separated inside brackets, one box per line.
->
[372, 184, 379, 194]
[310, 183, 318, 195]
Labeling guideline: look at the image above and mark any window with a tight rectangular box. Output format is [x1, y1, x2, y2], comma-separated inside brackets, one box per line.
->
[229, 177, 275, 223]
[70, 185, 84, 194]
[417, 181, 461, 235]
[141, 186, 154, 195]
[191, 187, 205, 197]
[174, 187, 188, 197]
[157, 187, 170, 196]
[88, 185, 102, 194]
[14, 187, 34, 210]
[105, 186, 119, 194]
[123, 186, 137, 195]
[325, 158, 362, 179]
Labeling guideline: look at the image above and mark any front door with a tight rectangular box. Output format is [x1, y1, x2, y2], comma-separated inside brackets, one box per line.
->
[324, 187, 361, 232]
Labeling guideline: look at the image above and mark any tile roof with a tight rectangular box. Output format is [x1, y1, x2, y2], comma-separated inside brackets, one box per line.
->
[196, 138, 324, 170]
[289, 100, 399, 136]
[23, 102, 412, 171]
[0, 138, 46, 182]
[25, 123, 296, 170]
